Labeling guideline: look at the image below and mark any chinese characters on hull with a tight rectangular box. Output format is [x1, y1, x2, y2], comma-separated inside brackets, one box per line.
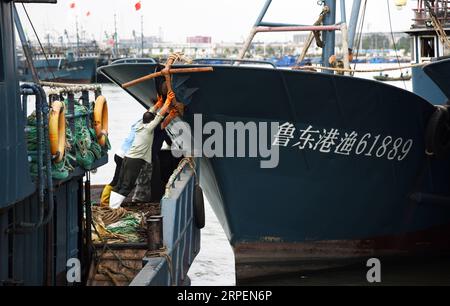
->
[273, 123, 414, 161]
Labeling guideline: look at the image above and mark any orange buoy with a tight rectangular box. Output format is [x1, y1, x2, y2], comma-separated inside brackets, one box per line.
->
[48, 101, 66, 163]
[93, 95, 108, 147]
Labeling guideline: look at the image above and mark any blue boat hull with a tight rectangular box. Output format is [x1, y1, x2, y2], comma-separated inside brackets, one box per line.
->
[423, 57, 450, 101]
[99, 63, 450, 282]
[19, 58, 97, 84]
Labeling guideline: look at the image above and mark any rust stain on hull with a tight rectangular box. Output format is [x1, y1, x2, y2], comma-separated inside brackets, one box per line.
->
[234, 224, 450, 283]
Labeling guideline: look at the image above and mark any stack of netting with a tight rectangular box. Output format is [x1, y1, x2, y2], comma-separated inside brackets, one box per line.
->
[65, 101, 109, 170]
[26, 99, 110, 180]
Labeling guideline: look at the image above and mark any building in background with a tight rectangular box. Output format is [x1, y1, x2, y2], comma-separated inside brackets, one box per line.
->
[186, 36, 212, 44]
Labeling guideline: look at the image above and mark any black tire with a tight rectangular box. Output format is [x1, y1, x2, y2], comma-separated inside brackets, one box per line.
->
[193, 184, 205, 229]
[425, 106, 450, 159]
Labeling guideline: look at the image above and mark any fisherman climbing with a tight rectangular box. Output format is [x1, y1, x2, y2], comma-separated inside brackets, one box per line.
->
[132, 83, 173, 204]
[100, 115, 142, 206]
[109, 91, 176, 209]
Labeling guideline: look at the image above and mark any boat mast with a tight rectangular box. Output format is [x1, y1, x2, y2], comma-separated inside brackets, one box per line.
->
[76, 15, 80, 58]
[321, 0, 336, 73]
[237, 0, 355, 73]
[237, 0, 272, 60]
[348, 0, 362, 50]
[13, 4, 39, 83]
[114, 13, 119, 57]
[141, 15, 144, 57]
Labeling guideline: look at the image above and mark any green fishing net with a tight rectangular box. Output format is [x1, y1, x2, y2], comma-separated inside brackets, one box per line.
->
[26, 99, 110, 180]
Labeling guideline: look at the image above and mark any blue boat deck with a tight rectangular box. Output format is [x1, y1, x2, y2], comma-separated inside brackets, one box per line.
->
[87, 160, 201, 286]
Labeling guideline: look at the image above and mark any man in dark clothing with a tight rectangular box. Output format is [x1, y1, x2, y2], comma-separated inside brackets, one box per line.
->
[132, 124, 172, 203]
[109, 92, 175, 209]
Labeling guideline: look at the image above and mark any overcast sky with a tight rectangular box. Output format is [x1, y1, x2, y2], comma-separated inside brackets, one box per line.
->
[16, 0, 418, 43]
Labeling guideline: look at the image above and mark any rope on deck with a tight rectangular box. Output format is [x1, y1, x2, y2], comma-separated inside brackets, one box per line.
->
[145, 247, 175, 286]
[40, 81, 102, 95]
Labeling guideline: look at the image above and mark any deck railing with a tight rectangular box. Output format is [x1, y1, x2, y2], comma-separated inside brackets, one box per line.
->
[130, 159, 201, 286]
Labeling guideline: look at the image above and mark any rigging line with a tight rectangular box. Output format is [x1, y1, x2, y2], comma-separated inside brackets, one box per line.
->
[352, 0, 368, 76]
[386, 0, 407, 89]
[21, 3, 57, 81]
[424, 0, 450, 49]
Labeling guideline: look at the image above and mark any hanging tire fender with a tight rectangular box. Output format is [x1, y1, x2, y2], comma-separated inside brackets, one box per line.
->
[193, 184, 205, 229]
[425, 105, 450, 159]
[48, 100, 66, 163]
[93, 95, 108, 147]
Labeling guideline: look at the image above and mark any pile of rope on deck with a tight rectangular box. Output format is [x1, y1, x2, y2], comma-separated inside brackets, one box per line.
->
[91, 203, 160, 244]
[25, 100, 110, 180]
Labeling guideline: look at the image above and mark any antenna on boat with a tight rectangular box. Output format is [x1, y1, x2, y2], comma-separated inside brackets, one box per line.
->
[114, 13, 119, 57]
[141, 15, 144, 57]
[76, 15, 80, 58]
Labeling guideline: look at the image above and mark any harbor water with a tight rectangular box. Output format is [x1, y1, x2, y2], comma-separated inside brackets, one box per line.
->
[90, 63, 420, 286]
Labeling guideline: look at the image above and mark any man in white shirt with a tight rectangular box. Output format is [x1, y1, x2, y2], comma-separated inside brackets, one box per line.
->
[100, 118, 141, 206]
[109, 91, 175, 209]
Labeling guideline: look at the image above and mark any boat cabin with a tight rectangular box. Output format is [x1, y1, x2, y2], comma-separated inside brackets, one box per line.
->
[405, 0, 450, 104]
[406, 0, 450, 63]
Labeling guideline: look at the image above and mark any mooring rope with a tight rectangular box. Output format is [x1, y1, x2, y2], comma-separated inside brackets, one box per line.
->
[164, 157, 197, 198]
[296, 5, 330, 65]
[145, 247, 175, 286]
[293, 62, 428, 74]
[425, 0, 450, 50]
[387, 0, 407, 89]
[41, 81, 102, 95]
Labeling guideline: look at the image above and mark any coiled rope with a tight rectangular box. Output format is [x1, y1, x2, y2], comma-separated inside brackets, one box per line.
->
[164, 157, 197, 199]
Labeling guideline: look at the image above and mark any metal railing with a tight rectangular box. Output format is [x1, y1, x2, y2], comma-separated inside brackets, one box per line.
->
[413, 1, 450, 27]
[130, 158, 201, 286]
[193, 58, 276, 68]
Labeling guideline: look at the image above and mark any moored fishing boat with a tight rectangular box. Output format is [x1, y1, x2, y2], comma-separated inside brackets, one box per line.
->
[99, 0, 450, 284]
[422, 57, 450, 100]
[18, 54, 98, 84]
[373, 73, 412, 81]
[1, 0, 202, 286]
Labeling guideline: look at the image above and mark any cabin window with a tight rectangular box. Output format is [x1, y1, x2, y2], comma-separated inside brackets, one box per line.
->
[420, 37, 436, 58]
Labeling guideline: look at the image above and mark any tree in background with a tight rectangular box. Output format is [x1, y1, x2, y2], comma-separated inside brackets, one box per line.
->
[362, 33, 390, 50]
[396, 37, 411, 54]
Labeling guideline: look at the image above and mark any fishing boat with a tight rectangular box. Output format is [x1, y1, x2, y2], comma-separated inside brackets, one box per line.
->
[422, 56, 450, 100]
[15, 9, 100, 84]
[373, 73, 412, 81]
[100, 0, 450, 284]
[1, 0, 201, 286]
[18, 53, 97, 84]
